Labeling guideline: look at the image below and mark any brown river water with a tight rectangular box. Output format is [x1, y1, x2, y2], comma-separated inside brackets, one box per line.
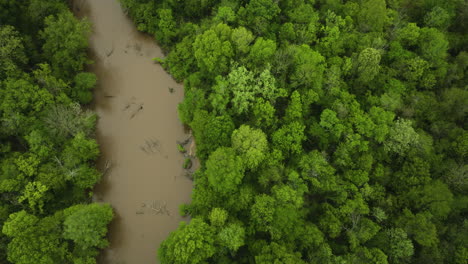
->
[73, 0, 193, 263]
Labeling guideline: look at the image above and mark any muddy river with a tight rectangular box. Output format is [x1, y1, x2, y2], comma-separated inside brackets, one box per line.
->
[74, 0, 193, 263]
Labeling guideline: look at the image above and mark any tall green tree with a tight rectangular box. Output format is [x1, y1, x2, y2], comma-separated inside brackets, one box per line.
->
[206, 147, 245, 195]
[159, 219, 216, 264]
[40, 11, 91, 79]
[231, 125, 268, 169]
[63, 203, 113, 250]
[193, 23, 233, 76]
[0, 26, 27, 79]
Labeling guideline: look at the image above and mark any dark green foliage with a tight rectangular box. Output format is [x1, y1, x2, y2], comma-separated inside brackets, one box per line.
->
[73, 72, 97, 104]
[40, 11, 91, 80]
[120, 0, 467, 263]
[190, 110, 234, 160]
[0, 2, 112, 263]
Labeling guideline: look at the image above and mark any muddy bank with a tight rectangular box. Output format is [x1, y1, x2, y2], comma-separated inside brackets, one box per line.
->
[73, 0, 193, 263]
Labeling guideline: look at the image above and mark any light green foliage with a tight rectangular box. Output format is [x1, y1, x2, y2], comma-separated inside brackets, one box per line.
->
[356, 48, 381, 83]
[424, 7, 451, 30]
[250, 194, 275, 231]
[156, 9, 176, 45]
[113, 0, 467, 263]
[209, 76, 230, 114]
[396, 23, 421, 46]
[2, 211, 67, 264]
[372, 207, 388, 223]
[18, 181, 48, 214]
[177, 144, 186, 153]
[32, 63, 69, 98]
[0, 4, 111, 263]
[284, 91, 303, 123]
[206, 147, 244, 194]
[320, 109, 345, 138]
[159, 218, 216, 264]
[231, 125, 268, 169]
[193, 23, 233, 75]
[347, 218, 380, 248]
[286, 3, 319, 44]
[255, 242, 305, 264]
[214, 65, 284, 115]
[63, 203, 113, 250]
[218, 223, 245, 252]
[298, 223, 326, 252]
[247, 37, 276, 68]
[34, 163, 66, 192]
[231, 27, 254, 55]
[352, 111, 376, 139]
[384, 119, 420, 155]
[120, 1, 158, 33]
[272, 184, 304, 208]
[209, 208, 228, 228]
[59, 132, 100, 189]
[0, 78, 53, 119]
[163, 36, 198, 81]
[41, 11, 91, 79]
[379, 92, 403, 112]
[61, 132, 99, 168]
[382, 228, 414, 262]
[0, 25, 26, 78]
[25, 130, 53, 158]
[42, 103, 96, 140]
[252, 97, 276, 129]
[273, 121, 306, 156]
[402, 57, 429, 82]
[318, 11, 347, 57]
[299, 150, 338, 193]
[279, 22, 296, 43]
[15, 154, 40, 178]
[178, 86, 206, 123]
[215, 6, 236, 24]
[290, 44, 326, 92]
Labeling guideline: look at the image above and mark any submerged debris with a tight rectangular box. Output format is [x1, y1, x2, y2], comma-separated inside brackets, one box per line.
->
[136, 200, 171, 216]
[139, 138, 161, 155]
[129, 103, 144, 119]
[105, 46, 114, 57]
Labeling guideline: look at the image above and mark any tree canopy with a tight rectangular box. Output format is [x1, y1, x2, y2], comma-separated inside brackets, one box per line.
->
[117, 0, 468, 262]
[0, 2, 112, 263]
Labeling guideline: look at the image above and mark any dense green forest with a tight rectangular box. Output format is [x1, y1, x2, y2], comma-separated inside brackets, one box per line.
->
[120, 0, 467, 263]
[0, 1, 112, 263]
